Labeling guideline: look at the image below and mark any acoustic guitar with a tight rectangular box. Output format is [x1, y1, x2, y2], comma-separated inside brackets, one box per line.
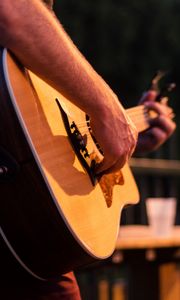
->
[0, 48, 151, 280]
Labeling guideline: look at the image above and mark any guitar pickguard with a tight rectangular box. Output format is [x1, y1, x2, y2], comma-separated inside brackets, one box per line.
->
[55, 98, 99, 186]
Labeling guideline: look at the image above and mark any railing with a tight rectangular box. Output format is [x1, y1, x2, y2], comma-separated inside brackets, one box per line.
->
[121, 158, 180, 226]
[130, 158, 180, 176]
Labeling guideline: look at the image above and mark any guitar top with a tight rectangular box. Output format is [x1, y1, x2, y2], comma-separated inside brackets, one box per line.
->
[0, 48, 140, 280]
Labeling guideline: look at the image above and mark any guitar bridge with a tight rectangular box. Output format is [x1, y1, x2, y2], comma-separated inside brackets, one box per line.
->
[55, 98, 98, 186]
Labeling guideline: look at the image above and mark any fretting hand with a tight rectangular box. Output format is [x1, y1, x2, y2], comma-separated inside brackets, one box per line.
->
[135, 90, 176, 155]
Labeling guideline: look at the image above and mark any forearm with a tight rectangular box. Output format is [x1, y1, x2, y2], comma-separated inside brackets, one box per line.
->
[0, 0, 119, 117]
[0, 0, 138, 174]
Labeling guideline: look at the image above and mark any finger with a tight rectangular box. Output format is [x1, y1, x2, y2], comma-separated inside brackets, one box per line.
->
[96, 136, 137, 176]
[150, 115, 176, 136]
[160, 97, 169, 105]
[159, 98, 176, 119]
[95, 155, 127, 176]
[95, 133, 137, 176]
[145, 101, 174, 117]
[139, 90, 157, 104]
[169, 112, 176, 119]
[147, 127, 168, 148]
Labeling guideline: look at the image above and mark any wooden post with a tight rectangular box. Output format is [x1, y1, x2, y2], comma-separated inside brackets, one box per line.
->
[159, 263, 180, 300]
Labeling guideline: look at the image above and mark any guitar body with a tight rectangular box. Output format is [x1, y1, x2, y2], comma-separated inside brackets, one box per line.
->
[0, 48, 139, 280]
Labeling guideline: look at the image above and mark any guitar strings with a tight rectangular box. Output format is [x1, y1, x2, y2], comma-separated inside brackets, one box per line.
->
[73, 106, 148, 133]
[69, 104, 174, 152]
[71, 106, 149, 153]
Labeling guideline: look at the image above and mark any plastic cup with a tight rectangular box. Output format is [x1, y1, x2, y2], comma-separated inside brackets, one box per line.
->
[146, 198, 177, 237]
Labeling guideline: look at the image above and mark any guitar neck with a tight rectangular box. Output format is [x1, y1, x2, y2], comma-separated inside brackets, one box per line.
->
[126, 105, 155, 133]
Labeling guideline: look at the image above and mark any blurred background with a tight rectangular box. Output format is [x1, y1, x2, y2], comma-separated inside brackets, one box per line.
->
[54, 0, 180, 147]
[54, 0, 180, 222]
[53, 1, 180, 299]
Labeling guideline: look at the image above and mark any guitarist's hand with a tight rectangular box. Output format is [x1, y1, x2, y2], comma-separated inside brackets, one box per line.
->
[92, 97, 138, 175]
[135, 90, 176, 155]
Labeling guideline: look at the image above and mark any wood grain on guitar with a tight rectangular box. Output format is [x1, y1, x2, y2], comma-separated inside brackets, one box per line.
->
[0, 48, 156, 280]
